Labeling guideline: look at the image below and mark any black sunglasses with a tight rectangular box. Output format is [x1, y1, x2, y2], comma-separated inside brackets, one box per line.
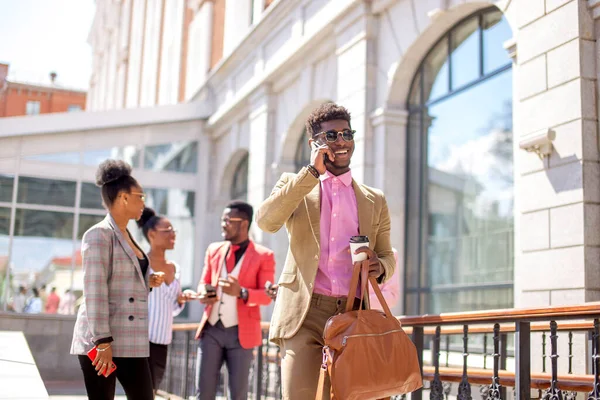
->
[315, 129, 356, 143]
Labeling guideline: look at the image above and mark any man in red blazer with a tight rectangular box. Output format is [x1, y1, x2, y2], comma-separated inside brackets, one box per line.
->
[194, 200, 275, 400]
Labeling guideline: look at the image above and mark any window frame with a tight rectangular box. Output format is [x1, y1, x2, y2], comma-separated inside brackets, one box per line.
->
[403, 7, 514, 316]
[26, 101, 41, 115]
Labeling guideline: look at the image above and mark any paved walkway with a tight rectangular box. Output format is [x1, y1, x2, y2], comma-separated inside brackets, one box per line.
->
[0, 331, 49, 400]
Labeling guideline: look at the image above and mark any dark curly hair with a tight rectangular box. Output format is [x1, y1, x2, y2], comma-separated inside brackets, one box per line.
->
[136, 207, 164, 241]
[305, 102, 351, 137]
[95, 159, 139, 208]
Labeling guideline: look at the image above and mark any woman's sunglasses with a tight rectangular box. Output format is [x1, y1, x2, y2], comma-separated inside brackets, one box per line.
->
[315, 129, 356, 143]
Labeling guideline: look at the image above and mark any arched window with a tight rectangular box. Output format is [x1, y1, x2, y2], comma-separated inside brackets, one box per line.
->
[404, 7, 514, 316]
[294, 128, 310, 171]
[230, 154, 249, 200]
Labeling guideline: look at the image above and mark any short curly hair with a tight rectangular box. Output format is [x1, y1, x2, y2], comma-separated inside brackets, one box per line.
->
[305, 102, 351, 137]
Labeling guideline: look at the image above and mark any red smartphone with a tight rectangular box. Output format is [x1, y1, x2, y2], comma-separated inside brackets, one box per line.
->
[87, 346, 117, 377]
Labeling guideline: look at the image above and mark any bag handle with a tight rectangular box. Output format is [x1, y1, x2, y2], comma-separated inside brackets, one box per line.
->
[344, 261, 362, 313]
[344, 259, 395, 319]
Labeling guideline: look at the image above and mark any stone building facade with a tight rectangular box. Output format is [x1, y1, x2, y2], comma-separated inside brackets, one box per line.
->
[1, 0, 599, 328]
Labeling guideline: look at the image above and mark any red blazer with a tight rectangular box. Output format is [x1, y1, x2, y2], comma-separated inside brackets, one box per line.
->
[195, 240, 275, 349]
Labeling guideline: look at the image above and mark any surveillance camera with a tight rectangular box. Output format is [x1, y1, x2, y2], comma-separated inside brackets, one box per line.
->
[519, 128, 555, 158]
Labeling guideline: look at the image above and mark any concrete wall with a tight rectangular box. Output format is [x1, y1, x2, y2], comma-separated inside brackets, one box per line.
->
[0, 312, 79, 383]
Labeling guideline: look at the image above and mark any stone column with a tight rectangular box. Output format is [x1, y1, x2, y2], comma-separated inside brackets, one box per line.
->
[370, 107, 408, 314]
[247, 85, 276, 245]
[248, 85, 287, 319]
[334, 2, 376, 184]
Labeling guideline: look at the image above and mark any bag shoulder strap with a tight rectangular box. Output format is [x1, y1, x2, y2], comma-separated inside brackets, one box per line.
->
[315, 367, 327, 400]
[316, 368, 391, 400]
[369, 276, 394, 318]
[345, 259, 395, 319]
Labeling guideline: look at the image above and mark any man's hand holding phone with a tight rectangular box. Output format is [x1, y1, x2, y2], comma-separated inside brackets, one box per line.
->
[310, 141, 334, 175]
[198, 284, 218, 305]
[265, 281, 278, 300]
[88, 343, 116, 377]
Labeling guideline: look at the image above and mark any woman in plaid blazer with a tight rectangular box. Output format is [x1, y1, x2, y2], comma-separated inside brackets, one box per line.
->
[71, 160, 164, 400]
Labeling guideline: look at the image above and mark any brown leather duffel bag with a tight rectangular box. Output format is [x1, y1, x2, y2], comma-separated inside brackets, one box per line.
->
[316, 260, 423, 400]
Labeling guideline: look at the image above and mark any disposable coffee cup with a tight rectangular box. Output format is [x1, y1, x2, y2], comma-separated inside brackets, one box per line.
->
[349, 235, 369, 263]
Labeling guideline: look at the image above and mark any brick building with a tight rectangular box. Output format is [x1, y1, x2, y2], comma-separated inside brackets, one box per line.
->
[0, 63, 86, 117]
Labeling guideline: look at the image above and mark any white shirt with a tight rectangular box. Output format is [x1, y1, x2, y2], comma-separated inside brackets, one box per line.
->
[13, 293, 26, 313]
[148, 264, 184, 345]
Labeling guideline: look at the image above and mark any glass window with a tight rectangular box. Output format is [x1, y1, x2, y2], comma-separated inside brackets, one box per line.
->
[26, 101, 41, 115]
[80, 182, 104, 210]
[419, 8, 512, 107]
[23, 152, 81, 164]
[68, 105, 83, 112]
[11, 210, 75, 289]
[483, 10, 512, 73]
[17, 176, 77, 207]
[83, 146, 140, 168]
[404, 7, 513, 316]
[78, 214, 105, 240]
[0, 175, 14, 203]
[144, 141, 198, 173]
[14, 209, 74, 239]
[0, 207, 10, 235]
[450, 16, 480, 90]
[231, 154, 249, 200]
[294, 130, 310, 171]
[145, 188, 195, 217]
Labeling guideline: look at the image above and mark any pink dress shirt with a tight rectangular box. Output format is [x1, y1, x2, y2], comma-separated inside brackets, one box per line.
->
[313, 170, 359, 297]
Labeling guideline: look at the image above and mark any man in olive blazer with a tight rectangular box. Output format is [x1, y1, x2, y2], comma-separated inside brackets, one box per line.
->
[256, 168, 395, 343]
[256, 103, 395, 400]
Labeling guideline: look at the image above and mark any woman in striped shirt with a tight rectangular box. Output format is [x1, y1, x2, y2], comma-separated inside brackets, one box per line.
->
[137, 207, 190, 393]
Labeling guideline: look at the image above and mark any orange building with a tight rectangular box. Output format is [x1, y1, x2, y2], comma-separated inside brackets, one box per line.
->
[0, 63, 87, 118]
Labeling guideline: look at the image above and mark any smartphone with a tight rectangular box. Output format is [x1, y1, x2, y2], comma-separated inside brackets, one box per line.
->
[205, 284, 217, 298]
[311, 140, 329, 163]
[87, 346, 117, 377]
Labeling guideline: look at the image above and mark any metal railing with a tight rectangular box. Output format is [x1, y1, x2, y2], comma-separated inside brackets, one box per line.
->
[159, 322, 281, 400]
[160, 303, 600, 400]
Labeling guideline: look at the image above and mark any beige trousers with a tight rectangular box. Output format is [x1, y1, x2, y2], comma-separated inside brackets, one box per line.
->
[280, 293, 360, 400]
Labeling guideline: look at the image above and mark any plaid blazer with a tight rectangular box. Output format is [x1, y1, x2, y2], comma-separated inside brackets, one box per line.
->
[70, 214, 150, 358]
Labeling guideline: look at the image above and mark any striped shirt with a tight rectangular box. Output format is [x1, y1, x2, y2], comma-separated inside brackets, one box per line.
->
[148, 263, 185, 345]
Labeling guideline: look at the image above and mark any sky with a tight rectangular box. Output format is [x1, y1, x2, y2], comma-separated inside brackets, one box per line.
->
[0, 0, 96, 90]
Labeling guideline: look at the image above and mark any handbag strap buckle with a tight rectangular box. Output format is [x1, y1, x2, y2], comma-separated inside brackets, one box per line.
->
[321, 346, 329, 370]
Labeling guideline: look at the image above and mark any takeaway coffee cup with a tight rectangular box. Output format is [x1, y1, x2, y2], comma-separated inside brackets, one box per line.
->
[349, 235, 370, 263]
